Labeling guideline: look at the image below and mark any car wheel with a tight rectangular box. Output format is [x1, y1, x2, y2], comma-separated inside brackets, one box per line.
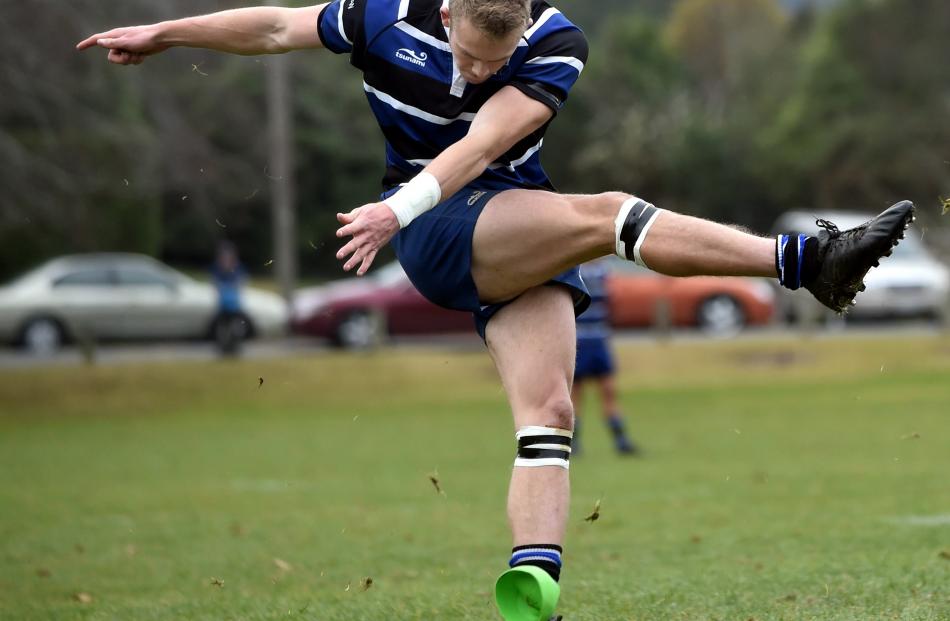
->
[335, 310, 386, 349]
[20, 317, 65, 355]
[696, 295, 745, 337]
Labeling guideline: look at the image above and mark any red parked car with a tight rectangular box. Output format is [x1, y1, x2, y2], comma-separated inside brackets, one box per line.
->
[292, 262, 471, 348]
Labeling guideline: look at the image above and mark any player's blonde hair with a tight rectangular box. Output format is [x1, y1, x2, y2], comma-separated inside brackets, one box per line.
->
[448, 0, 532, 39]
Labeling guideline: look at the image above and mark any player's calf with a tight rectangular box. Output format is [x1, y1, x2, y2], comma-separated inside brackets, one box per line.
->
[495, 426, 572, 621]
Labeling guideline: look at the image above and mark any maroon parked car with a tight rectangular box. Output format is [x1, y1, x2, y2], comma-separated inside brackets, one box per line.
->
[292, 262, 472, 348]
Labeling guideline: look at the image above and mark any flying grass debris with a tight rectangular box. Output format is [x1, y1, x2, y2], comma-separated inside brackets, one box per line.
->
[210, 577, 224, 587]
[901, 432, 921, 440]
[273, 558, 293, 573]
[584, 498, 602, 522]
[191, 63, 209, 76]
[215, 219, 227, 228]
[360, 577, 374, 591]
[73, 593, 93, 603]
[428, 471, 446, 497]
[264, 260, 274, 267]
[258, 377, 264, 388]
[941, 197, 950, 215]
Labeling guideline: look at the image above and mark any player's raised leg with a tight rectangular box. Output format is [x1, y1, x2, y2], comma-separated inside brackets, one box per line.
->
[471, 190, 915, 313]
[485, 286, 577, 621]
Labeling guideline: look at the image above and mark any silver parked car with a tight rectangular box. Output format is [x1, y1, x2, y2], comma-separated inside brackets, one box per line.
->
[771, 211, 950, 323]
[0, 253, 289, 353]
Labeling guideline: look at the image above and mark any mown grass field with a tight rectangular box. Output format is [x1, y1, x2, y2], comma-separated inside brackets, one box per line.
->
[1, 334, 949, 620]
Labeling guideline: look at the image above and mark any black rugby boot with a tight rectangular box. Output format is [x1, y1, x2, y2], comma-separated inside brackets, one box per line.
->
[804, 200, 916, 313]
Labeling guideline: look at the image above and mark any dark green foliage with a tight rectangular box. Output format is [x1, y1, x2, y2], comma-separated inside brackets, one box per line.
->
[1, 0, 947, 282]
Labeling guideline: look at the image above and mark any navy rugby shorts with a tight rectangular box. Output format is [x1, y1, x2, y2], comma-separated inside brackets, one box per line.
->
[574, 336, 615, 380]
[385, 183, 590, 340]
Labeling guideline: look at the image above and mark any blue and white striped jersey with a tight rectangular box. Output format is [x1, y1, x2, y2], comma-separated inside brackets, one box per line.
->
[576, 259, 611, 341]
[317, 0, 588, 190]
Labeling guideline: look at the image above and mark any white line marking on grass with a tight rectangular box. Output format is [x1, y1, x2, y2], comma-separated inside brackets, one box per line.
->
[885, 514, 950, 526]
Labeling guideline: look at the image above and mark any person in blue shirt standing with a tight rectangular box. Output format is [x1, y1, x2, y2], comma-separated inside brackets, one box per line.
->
[572, 259, 637, 456]
[211, 241, 247, 356]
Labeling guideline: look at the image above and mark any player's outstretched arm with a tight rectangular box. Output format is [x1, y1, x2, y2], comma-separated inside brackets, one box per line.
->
[76, 4, 328, 65]
[335, 86, 553, 275]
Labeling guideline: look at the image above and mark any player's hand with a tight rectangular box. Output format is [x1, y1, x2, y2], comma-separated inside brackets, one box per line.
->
[76, 25, 169, 65]
[335, 202, 400, 276]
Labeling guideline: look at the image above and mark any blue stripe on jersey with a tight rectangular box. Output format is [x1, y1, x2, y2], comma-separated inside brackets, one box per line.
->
[517, 60, 584, 91]
[363, 0, 404, 41]
[318, 1, 352, 54]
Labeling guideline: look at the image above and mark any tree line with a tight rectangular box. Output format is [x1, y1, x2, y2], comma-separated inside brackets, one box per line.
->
[0, 0, 947, 282]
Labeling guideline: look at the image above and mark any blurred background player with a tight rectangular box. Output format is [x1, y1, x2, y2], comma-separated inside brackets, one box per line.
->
[210, 241, 247, 357]
[571, 259, 637, 456]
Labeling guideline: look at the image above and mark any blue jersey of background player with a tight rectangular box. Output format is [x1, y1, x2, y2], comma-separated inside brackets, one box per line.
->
[571, 259, 637, 455]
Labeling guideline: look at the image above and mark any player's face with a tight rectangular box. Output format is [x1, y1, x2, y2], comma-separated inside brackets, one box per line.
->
[443, 13, 523, 85]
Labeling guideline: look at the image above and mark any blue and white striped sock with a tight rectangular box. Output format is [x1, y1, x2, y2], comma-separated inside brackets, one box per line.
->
[510, 544, 563, 582]
[776, 233, 810, 290]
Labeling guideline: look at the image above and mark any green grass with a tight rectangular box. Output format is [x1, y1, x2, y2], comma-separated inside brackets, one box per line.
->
[1, 334, 949, 620]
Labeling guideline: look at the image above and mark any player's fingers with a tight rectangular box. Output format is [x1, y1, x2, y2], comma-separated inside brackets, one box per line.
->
[336, 238, 360, 261]
[336, 207, 362, 226]
[356, 249, 378, 276]
[343, 245, 369, 272]
[335, 220, 362, 239]
[343, 244, 373, 272]
[77, 29, 121, 50]
[107, 49, 131, 65]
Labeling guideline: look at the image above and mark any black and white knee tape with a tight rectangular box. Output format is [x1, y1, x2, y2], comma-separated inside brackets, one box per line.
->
[514, 426, 573, 470]
[615, 197, 663, 268]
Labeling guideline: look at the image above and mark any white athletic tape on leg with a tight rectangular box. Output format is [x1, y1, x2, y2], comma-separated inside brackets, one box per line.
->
[614, 198, 637, 259]
[632, 208, 662, 268]
[514, 426, 573, 470]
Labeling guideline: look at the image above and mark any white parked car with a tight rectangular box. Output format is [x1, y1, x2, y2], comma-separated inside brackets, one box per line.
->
[0, 253, 289, 353]
[771, 211, 950, 323]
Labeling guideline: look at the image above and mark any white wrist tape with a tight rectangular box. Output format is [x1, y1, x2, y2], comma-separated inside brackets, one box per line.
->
[384, 172, 442, 228]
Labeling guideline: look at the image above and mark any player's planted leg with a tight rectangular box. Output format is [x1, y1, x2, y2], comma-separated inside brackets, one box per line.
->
[485, 287, 577, 621]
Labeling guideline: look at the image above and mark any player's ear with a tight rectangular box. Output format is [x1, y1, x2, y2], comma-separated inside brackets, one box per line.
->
[440, 6, 451, 28]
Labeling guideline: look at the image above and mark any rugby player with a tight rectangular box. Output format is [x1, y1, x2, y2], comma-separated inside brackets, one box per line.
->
[570, 259, 637, 457]
[78, 2, 914, 618]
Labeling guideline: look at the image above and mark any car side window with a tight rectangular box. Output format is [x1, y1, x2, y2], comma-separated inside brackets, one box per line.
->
[117, 266, 174, 288]
[52, 269, 115, 287]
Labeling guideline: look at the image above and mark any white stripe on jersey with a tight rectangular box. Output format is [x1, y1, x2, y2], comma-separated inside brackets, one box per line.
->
[504, 139, 543, 171]
[525, 55, 585, 74]
[398, 0, 412, 19]
[406, 139, 543, 171]
[363, 82, 476, 125]
[395, 21, 451, 52]
[524, 7, 560, 40]
[337, 2, 352, 45]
